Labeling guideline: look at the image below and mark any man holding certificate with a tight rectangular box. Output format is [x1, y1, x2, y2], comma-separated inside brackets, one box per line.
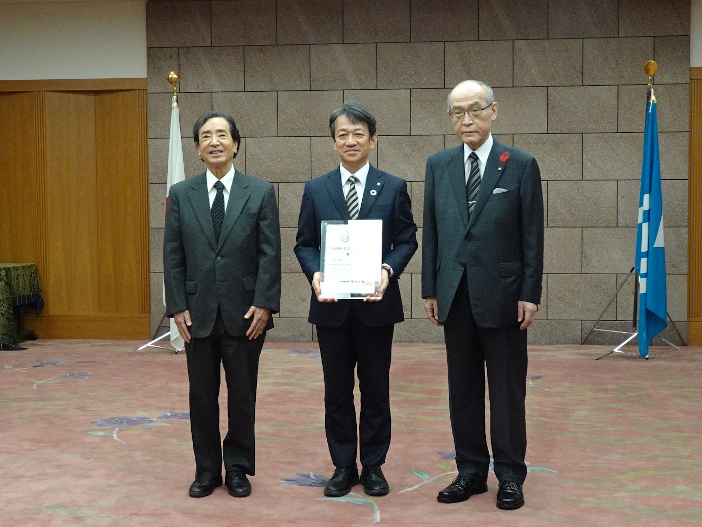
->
[295, 102, 417, 498]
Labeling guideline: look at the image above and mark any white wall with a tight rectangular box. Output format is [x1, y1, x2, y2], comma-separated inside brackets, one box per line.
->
[693, 0, 702, 66]
[0, 0, 146, 79]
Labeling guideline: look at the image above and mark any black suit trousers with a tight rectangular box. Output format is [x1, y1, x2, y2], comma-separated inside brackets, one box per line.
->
[443, 271, 528, 484]
[316, 306, 394, 469]
[185, 311, 264, 481]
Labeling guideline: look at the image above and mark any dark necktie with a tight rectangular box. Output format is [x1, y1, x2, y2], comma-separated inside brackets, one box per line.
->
[211, 180, 225, 243]
[346, 175, 360, 220]
[466, 152, 480, 217]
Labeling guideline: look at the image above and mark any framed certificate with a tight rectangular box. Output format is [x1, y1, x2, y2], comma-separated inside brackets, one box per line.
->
[320, 219, 382, 299]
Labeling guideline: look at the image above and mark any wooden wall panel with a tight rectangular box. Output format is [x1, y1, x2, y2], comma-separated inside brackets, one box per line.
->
[2, 81, 150, 340]
[43, 91, 99, 314]
[689, 68, 702, 345]
[0, 92, 40, 264]
[95, 90, 149, 315]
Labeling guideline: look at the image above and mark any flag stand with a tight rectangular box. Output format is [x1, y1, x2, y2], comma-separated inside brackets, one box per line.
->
[129, 312, 182, 355]
[581, 269, 685, 360]
[592, 321, 683, 361]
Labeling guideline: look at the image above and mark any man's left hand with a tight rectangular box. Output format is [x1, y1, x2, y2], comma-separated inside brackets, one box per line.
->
[364, 267, 390, 302]
[244, 305, 271, 340]
[518, 301, 538, 330]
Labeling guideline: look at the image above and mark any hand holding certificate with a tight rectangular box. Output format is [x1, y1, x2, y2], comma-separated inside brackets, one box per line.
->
[319, 219, 383, 300]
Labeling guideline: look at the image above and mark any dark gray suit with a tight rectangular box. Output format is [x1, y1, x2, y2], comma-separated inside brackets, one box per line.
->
[164, 170, 281, 481]
[422, 140, 543, 484]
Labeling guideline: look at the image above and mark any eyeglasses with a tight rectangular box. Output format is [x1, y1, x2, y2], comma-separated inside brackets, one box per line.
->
[449, 104, 492, 121]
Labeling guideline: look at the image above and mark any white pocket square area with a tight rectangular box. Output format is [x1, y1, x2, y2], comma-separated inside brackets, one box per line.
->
[492, 187, 509, 194]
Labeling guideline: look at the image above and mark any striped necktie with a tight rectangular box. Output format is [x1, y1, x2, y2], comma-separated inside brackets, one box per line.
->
[466, 152, 480, 217]
[346, 175, 360, 220]
[211, 180, 225, 243]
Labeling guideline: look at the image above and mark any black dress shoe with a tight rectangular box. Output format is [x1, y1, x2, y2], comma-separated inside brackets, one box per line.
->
[496, 480, 524, 510]
[226, 472, 252, 497]
[437, 475, 488, 503]
[324, 467, 359, 497]
[360, 466, 389, 496]
[189, 476, 223, 498]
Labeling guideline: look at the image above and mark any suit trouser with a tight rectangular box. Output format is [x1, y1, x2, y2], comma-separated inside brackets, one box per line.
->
[185, 311, 264, 481]
[443, 272, 528, 484]
[316, 307, 394, 469]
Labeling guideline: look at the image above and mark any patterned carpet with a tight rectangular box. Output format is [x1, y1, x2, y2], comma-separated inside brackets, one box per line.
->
[1, 339, 701, 526]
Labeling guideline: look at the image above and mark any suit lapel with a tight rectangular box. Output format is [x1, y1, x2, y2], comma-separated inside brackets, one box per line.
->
[468, 141, 508, 230]
[358, 166, 384, 219]
[446, 146, 469, 229]
[324, 168, 349, 219]
[218, 170, 251, 249]
[187, 173, 218, 250]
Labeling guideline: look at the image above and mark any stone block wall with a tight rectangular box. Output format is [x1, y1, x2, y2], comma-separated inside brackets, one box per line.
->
[146, 0, 690, 344]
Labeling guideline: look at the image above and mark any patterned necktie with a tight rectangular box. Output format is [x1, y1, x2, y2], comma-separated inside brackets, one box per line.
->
[211, 180, 225, 243]
[346, 175, 360, 220]
[466, 152, 480, 217]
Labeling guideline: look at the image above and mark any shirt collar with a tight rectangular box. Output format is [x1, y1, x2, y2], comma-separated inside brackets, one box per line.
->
[206, 166, 235, 192]
[463, 134, 493, 169]
[340, 162, 370, 187]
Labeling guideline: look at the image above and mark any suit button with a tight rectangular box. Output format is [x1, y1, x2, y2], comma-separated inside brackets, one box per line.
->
[216, 257, 222, 262]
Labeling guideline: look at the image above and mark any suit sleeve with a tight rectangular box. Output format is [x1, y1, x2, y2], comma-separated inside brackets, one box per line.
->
[383, 179, 417, 277]
[294, 181, 321, 283]
[518, 156, 544, 304]
[163, 186, 188, 317]
[253, 184, 282, 313]
[421, 156, 438, 298]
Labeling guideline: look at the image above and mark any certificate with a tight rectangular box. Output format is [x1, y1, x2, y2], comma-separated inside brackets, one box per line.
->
[320, 219, 382, 299]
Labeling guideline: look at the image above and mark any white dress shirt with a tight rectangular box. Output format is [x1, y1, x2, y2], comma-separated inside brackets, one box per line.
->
[206, 166, 235, 211]
[463, 134, 494, 183]
[340, 162, 370, 209]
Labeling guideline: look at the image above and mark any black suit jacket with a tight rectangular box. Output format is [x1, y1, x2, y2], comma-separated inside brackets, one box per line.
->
[295, 165, 417, 328]
[163, 170, 281, 338]
[422, 140, 544, 327]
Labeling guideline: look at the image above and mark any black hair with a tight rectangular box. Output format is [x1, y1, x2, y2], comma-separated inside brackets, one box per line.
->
[329, 102, 377, 138]
[192, 111, 241, 156]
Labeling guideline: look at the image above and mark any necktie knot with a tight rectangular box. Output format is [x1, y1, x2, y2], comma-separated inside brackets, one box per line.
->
[214, 181, 224, 191]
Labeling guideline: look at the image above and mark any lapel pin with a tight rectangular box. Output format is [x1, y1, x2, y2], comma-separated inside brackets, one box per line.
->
[370, 189, 377, 196]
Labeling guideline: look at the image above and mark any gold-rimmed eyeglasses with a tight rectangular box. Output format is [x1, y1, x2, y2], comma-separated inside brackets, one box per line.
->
[449, 104, 491, 121]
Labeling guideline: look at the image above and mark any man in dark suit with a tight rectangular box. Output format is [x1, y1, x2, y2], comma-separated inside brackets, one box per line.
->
[163, 111, 281, 499]
[422, 80, 544, 510]
[295, 102, 417, 498]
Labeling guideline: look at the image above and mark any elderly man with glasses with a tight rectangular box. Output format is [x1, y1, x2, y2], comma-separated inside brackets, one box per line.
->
[422, 80, 544, 510]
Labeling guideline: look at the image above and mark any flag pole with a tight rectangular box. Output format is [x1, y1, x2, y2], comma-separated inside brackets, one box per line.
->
[131, 72, 185, 355]
[591, 61, 681, 359]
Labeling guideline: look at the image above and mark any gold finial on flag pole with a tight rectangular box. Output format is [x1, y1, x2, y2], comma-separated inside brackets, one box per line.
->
[644, 60, 658, 103]
[168, 71, 181, 108]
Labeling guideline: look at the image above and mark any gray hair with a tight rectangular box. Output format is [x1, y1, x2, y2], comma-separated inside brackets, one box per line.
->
[446, 80, 495, 110]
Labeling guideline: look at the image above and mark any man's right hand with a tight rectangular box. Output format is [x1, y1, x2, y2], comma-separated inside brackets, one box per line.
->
[424, 297, 442, 326]
[173, 310, 192, 343]
[312, 271, 337, 302]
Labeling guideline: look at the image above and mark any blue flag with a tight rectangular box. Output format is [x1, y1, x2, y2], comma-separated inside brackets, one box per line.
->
[635, 98, 667, 358]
